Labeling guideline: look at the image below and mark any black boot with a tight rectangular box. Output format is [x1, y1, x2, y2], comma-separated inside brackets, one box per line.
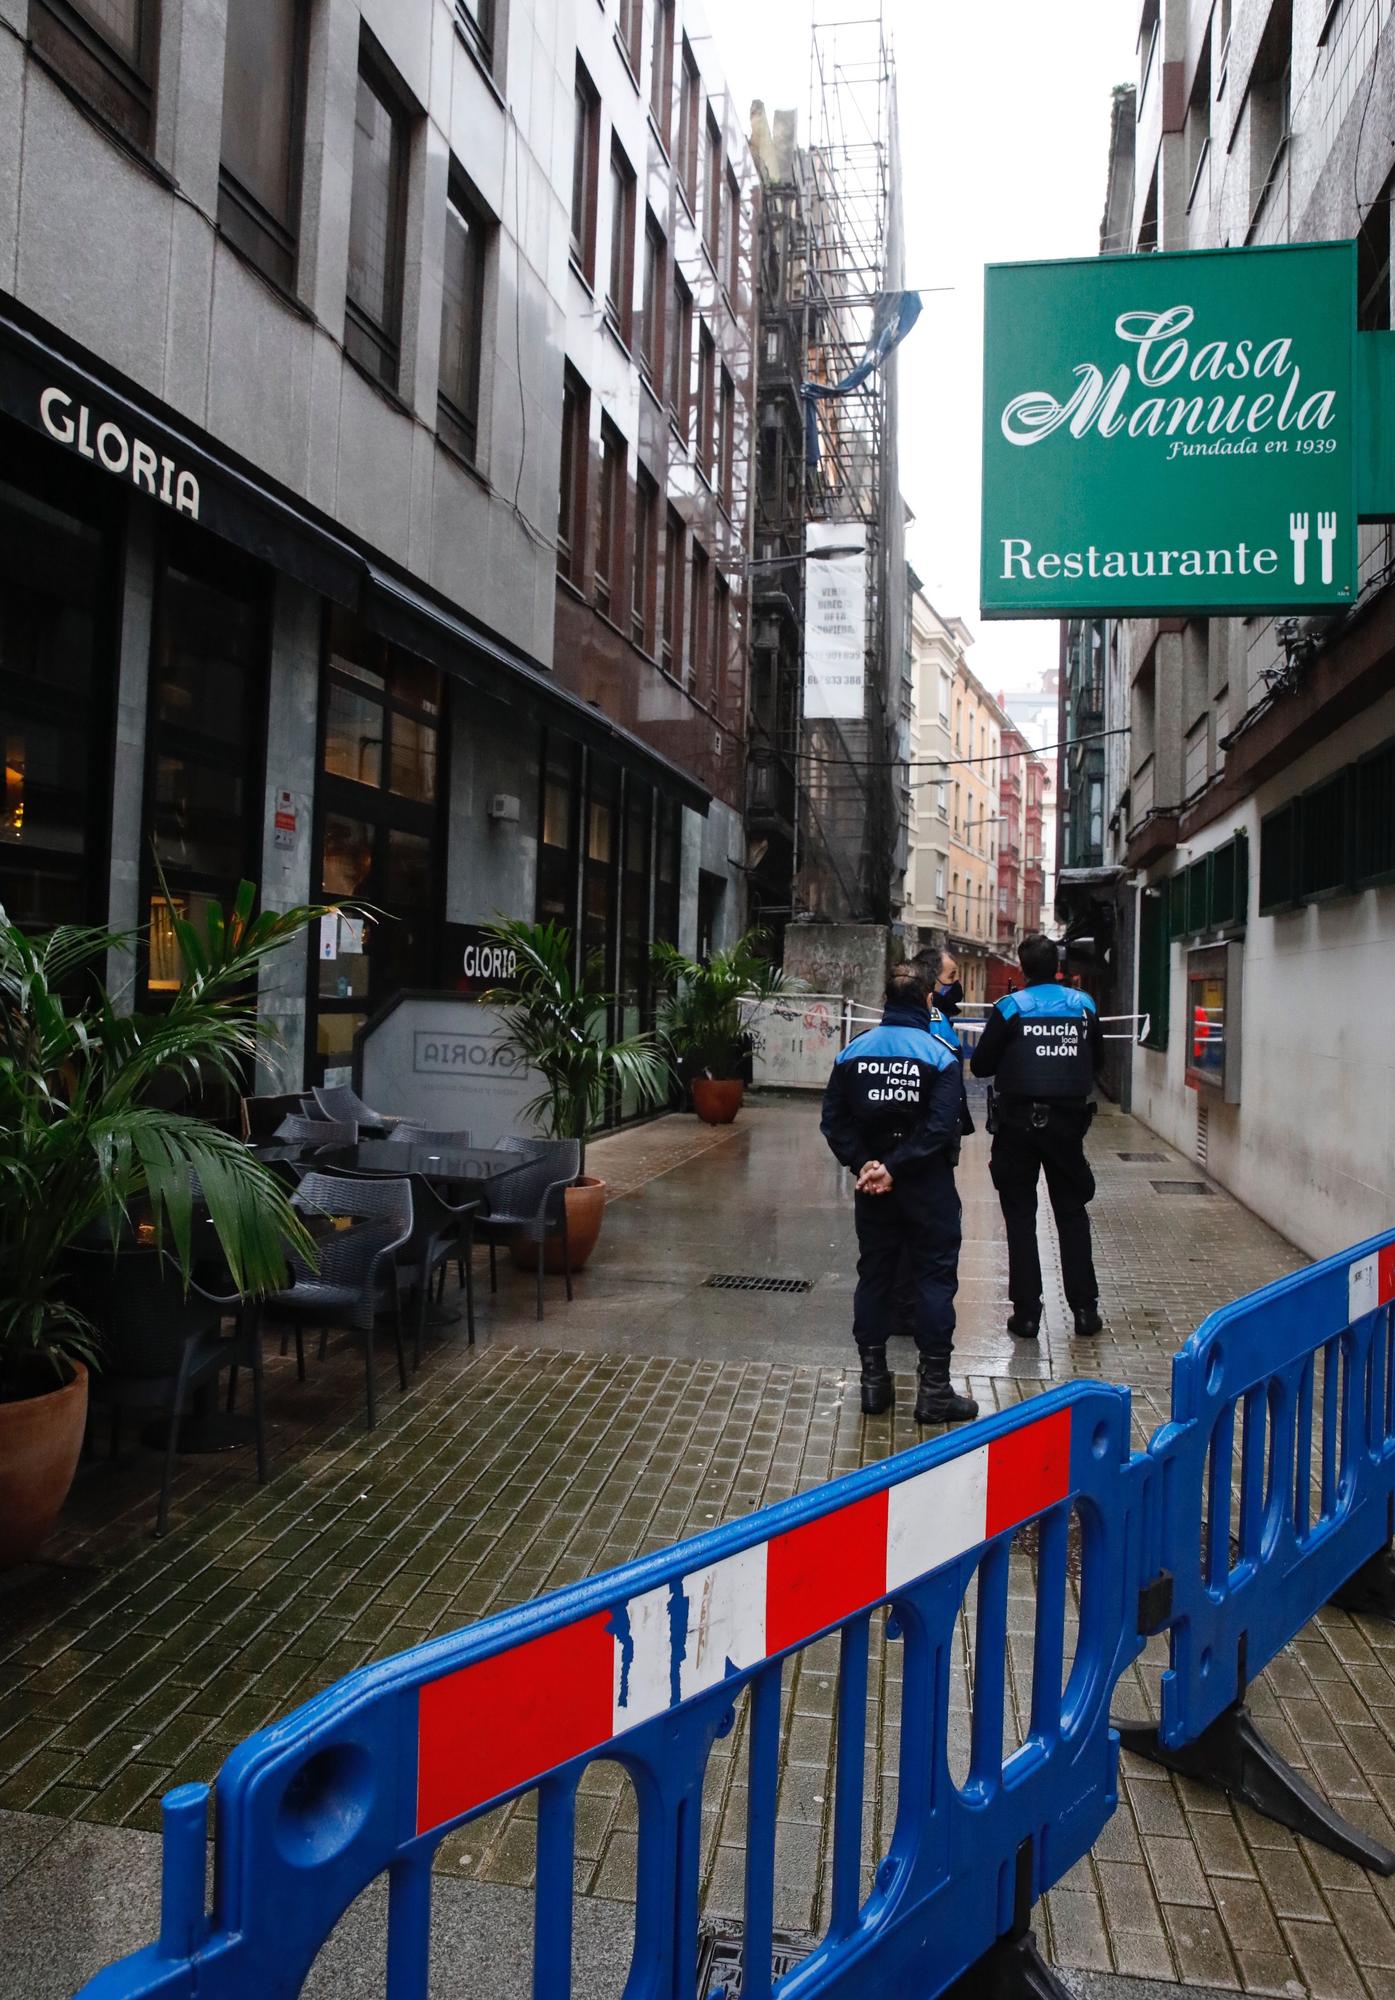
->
[859, 1345, 893, 1416]
[914, 1357, 979, 1425]
[1072, 1303, 1103, 1336]
[1007, 1304, 1041, 1340]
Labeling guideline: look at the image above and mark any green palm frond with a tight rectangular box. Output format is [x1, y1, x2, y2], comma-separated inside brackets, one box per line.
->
[0, 882, 344, 1395]
[650, 929, 799, 1079]
[480, 918, 672, 1171]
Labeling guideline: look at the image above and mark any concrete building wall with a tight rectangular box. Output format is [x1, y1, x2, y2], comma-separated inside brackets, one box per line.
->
[948, 658, 1004, 1003]
[1131, 683, 1395, 1258]
[1, 0, 570, 670]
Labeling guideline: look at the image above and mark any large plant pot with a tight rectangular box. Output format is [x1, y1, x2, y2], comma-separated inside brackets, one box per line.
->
[0, 1362, 89, 1570]
[509, 1177, 609, 1276]
[691, 1077, 744, 1125]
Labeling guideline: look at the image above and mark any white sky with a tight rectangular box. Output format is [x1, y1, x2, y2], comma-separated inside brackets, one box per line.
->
[701, 0, 1139, 696]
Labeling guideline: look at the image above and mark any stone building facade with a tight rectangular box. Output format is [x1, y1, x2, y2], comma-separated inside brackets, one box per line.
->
[0, 0, 754, 1109]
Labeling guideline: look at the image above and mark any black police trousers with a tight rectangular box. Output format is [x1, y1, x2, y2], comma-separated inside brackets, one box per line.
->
[989, 1101, 1098, 1311]
[852, 1155, 961, 1360]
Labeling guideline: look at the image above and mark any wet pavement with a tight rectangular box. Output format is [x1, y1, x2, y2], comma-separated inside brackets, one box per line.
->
[5, 1093, 1393, 1998]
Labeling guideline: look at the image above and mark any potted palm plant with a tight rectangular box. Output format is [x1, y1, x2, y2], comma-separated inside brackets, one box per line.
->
[481, 918, 670, 1269]
[0, 883, 331, 1568]
[650, 930, 796, 1124]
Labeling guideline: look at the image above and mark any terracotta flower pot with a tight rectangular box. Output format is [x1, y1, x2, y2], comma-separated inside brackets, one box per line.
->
[691, 1077, 744, 1125]
[0, 1361, 89, 1570]
[509, 1176, 609, 1275]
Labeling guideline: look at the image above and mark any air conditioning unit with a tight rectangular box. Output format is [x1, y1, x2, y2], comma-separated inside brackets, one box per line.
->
[487, 793, 520, 823]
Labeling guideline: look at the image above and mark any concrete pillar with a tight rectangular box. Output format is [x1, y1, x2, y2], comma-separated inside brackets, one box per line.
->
[105, 508, 156, 1006]
[445, 700, 539, 924]
[255, 576, 322, 1089]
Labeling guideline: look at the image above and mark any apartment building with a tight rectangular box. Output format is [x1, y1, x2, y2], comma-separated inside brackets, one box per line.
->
[902, 588, 957, 948]
[946, 650, 1005, 1004]
[1095, 0, 1395, 1253]
[0, 0, 753, 1108]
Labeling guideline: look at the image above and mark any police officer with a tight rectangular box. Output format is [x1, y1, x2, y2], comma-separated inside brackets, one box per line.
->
[970, 933, 1104, 1340]
[821, 965, 978, 1424]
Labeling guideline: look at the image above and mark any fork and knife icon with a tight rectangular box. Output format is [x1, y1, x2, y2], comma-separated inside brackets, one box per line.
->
[1290, 512, 1338, 586]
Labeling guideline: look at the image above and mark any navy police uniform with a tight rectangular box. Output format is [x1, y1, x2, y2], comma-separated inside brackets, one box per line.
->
[970, 982, 1103, 1325]
[821, 996, 974, 1420]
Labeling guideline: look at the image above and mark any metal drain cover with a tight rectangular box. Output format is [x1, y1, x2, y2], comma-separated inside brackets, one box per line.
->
[697, 1921, 815, 1996]
[703, 1274, 814, 1294]
[1118, 1151, 1167, 1162]
[1149, 1180, 1212, 1195]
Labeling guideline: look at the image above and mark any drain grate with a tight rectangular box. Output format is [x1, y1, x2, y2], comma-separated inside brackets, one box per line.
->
[704, 1273, 814, 1294]
[1150, 1179, 1212, 1196]
[697, 1922, 815, 1996]
[1117, 1151, 1167, 1162]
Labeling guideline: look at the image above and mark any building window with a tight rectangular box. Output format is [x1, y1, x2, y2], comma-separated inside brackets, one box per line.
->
[571, 60, 600, 282]
[669, 269, 693, 437]
[144, 540, 267, 1002]
[718, 366, 735, 508]
[438, 171, 490, 463]
[934, 865, 945, 906]
[662, 506, 684, 678]
[537, 732, 580, 935]
[677, 39, 700, 207]
[654, 794, 681, 944]
[607, 140, 637, 346]
[938, 674, 950, 721]
[650, 0, 675, 142]
[617, 0, 642, 76]
[558, 368, 589, 586]
[704, 109, 722, 262]
[454, 0, 494, 69]
[1248, 2, 1291, 221]
[0, 452, 114, 932]
[711, 572, 729, 708]
[631, 468, 658, 653]
[688, 543, 709, 693]
[30, 0, 157, 151]
[723, 165, 740, 299]
[595, 421, 626, 622]
[316, 614, 443, 1083]
[640, 213, 666, 387]
[345, 43, 410, 391]
[697, 324, 716, 482]
[1359, 170, 1393, 332]
[218, 0, 307, 291]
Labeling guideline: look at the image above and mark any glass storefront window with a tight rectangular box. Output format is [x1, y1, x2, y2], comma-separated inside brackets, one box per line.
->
[0, 461, 110, 931]
[142, 545, 266, 1003]
[312, 612, 444, 1084]
[537, 734, 580, 935]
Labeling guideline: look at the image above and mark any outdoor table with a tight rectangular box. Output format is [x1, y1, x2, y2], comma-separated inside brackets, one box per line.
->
[312, 1142, 536, 1206]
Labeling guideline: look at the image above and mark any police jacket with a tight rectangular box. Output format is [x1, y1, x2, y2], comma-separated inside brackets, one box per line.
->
[970, 982, 1102, 1101]
[820, 999, 962, 1178]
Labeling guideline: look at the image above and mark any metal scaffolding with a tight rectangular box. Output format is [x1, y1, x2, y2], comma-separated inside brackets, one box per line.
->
[745, 3, 909, 932]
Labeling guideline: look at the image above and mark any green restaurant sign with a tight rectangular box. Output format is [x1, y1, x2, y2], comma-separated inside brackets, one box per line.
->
[981, 241, 1360, 618]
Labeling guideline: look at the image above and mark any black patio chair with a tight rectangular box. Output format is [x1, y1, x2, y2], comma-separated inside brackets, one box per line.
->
[312, 1085, 402, 1135]
[240, 1092, 304, 1143]
[75, 1249, 266, 1538]
[474, 1136, 580, 1322]
[260, 1172, 413, 1429]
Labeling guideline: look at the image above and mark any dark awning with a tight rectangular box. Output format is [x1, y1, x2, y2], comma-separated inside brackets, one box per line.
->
[0, 293, 711, 817]
[364, 566, 710, 815]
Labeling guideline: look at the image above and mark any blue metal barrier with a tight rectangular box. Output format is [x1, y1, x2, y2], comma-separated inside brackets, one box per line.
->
[72, 1230, 1395, 1999]
[76, 1382, 1147, 2000]
[1118, 1229, 1395, 1869]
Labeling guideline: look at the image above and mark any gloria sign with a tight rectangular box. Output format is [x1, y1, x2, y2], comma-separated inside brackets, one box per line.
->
[981, 242, 1358, 617]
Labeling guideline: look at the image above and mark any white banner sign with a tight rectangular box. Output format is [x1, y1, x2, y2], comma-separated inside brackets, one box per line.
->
[803, 522, 866, 719]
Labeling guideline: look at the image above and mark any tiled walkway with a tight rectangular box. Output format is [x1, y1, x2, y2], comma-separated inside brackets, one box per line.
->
[5, 1095, 1391, 1998]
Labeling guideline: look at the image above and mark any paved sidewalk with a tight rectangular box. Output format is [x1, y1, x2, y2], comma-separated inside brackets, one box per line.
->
[5, 1095, 1391, 1999]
